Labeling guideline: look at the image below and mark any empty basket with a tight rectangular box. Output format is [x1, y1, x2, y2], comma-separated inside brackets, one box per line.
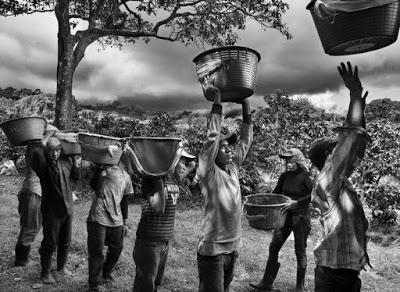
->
[243, 193, 290, 230]
[193, 46, 261, 102]
[307, 0, 400, 55]
[128, 137, 182, 177]
[0, 117, 47, 146]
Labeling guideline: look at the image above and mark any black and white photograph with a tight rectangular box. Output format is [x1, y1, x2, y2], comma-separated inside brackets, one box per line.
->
[0, 0, 400, 291]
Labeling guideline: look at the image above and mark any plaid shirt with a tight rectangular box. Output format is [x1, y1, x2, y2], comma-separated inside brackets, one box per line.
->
[312, 126, 370, 271]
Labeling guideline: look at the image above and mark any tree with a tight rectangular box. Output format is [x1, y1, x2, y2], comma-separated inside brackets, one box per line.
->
[0, 0, 291, 129]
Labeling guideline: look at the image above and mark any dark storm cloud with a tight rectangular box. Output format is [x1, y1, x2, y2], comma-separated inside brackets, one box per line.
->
[1, 1, 400, 112]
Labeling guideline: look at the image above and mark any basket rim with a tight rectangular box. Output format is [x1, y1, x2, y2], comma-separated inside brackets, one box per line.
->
[79, 132, 122, 141]
[193, 46, 261, 63]
[243, 193, 290, 208]
[0, 116, 47, 127]
[128, 136, 182, 142]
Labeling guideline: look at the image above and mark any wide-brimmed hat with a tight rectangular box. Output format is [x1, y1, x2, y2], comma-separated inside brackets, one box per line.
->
[279, 148, 309, 171]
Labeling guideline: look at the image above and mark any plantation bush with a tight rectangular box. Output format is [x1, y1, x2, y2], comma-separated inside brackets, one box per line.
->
[1, 92, 400, 226]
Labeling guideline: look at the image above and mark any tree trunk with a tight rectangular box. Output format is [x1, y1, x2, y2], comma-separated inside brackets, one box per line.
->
[54, 34, 75, 130]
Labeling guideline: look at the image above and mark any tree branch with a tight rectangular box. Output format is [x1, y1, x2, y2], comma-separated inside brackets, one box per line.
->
[89, 27, 175, 41]
[2, 8, 54, 17]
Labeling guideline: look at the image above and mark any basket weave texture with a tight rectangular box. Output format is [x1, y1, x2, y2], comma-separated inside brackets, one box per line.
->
[0, 117, 47, 146]
[308, 0, 400, 55]
[193, 46, 261, 102]
[243, 193, 289, 231]
[79, 133, 122, 164]
[128, 137, 182, 177]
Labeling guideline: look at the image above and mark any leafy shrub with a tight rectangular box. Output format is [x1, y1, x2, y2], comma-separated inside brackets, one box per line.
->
[364, 184, 400, 226]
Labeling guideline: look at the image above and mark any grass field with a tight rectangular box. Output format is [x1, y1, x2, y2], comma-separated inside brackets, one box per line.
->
[1, 175, 400, 292]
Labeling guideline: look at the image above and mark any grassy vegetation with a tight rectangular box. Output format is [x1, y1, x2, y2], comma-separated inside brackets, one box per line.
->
[1, 175, 399, 291]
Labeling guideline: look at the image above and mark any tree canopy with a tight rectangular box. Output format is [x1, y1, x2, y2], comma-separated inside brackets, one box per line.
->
[0, 0, 291, 129]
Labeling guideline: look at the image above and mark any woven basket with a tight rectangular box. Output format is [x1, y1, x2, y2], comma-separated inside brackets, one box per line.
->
[243, 193, 290, 231]
[78, 132, 122, 147]
[55, 131, 81, 156]
[193, 46, 261, 102]
[80, 143, 123, 165]
[0, 117, 47, 146]
[128, 137, 182, 177]
[307, 0, 400, 55]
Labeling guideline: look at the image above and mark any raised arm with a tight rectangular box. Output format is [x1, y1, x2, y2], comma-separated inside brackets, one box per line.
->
[316, 62, 369, 202]
[234, 98, 253, 167]
[197, 80, 223, 179]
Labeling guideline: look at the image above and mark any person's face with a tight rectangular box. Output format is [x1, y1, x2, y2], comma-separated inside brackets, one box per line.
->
[216, 140, 233, 167]
[286, 160, 299, 171]
[46, 146, 61, 163]
[174, 157, 190, 180]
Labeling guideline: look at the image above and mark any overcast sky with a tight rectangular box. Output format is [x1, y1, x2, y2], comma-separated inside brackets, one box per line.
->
[1, 1, 400, 112]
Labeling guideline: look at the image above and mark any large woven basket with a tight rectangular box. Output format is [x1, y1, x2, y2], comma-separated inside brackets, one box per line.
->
[243, 193, 290, 231]
[307, 0, 400, 55]
[78, 132, 122, 147]
[79, 133, 122, 164]
[0, 117, 47, 146]
[193, 46, 261, 102]
[55, 131, 81, 156]
[80, 143, 123, 165]
[128, 137, 182, 177]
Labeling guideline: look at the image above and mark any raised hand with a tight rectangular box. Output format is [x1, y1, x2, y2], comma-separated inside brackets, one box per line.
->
[201, 76, 221, 104]
[338, 62, 363, 93]
[338, 62, 368, 128]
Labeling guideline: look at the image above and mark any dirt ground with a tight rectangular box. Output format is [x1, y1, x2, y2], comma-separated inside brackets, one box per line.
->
[1, 175, 400, 292]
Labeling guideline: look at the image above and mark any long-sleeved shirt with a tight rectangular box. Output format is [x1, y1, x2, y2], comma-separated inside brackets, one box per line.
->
[31, 146, 80, 217]
[312, 126, 370, 271]
[273, 169, 313, 210]
[197, 104, 253, 256]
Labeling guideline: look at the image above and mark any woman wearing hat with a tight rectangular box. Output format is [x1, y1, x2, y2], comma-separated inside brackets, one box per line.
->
[251, 148, 312, 292]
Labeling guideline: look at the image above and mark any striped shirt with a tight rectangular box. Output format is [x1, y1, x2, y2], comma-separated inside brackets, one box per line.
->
[312, 126, 370, 271]
[136, 176, 179, 242]
[197, 104, 253, 256]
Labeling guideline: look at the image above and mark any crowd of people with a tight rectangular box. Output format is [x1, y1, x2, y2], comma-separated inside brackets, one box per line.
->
[12, 62, 370, 292]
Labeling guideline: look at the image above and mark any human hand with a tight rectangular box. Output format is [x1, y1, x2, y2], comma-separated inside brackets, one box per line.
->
[338, 62, 368, 104]
[201, 76, 221, 104]
[123, 224, 129, 237]
[281, 198, 298, 214]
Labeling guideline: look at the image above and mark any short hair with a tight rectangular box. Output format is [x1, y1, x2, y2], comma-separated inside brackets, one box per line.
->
[308, 138, 337, 170]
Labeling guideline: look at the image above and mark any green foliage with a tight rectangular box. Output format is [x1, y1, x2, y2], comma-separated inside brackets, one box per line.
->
[364, 184, 400, 226]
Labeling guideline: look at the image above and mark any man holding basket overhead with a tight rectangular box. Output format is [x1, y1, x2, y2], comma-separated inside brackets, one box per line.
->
[196, 78, 253, 292]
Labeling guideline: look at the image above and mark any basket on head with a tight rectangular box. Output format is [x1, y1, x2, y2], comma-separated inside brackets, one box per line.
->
[78, 133, 123, 165]
[54, 130, 81, 156]
[307, 0, 400, 55]
[128, 137, 182, 177]
[0, 117, 47, 146]
[243, 193, 290, 231]
[193, 46, 261, 102]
